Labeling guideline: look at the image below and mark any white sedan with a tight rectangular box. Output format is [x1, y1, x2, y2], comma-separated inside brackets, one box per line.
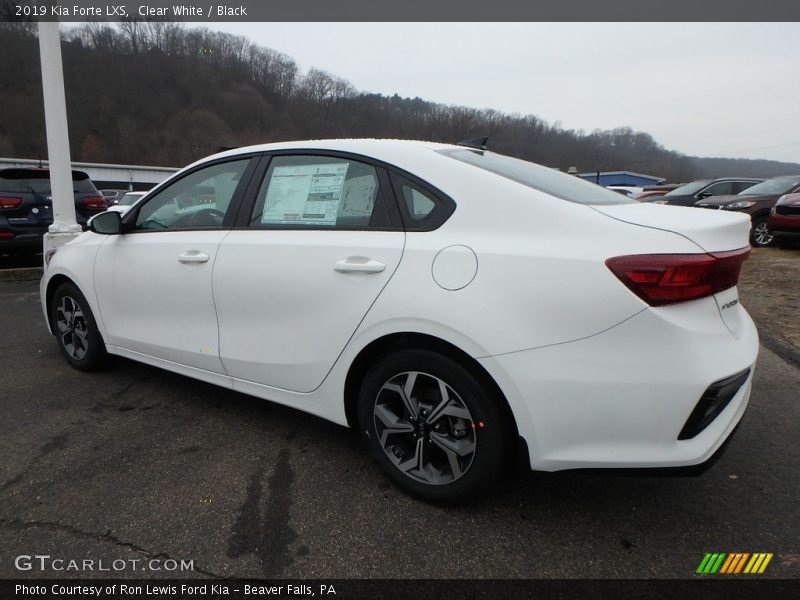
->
[41, 139, 758, 502]
[105, 191, 147, 214]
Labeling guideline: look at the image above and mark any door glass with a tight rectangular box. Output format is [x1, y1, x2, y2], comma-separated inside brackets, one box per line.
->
[701, 182, 733, 197]
[135, 159, 249, 230]
[401, 185, 436, 220]
[732, 181, 757, 194]
[250, 155, 384, 228]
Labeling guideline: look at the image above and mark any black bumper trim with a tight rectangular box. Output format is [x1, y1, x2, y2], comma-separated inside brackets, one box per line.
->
[678, 368, 750, 441]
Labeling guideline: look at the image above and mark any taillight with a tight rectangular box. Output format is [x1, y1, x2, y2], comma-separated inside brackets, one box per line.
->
[0, 231, 15, 239]
[0, 196, 23, 209]
[81, 195, 108, 209]
[605, 248, 751, 307]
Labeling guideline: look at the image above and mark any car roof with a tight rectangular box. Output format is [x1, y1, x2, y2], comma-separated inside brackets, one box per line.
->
[195, 139, 462, 168]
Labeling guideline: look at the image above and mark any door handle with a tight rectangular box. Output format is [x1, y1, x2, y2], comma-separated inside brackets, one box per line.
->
[334, 256, 386, 274]
[177, 251, 210, 264]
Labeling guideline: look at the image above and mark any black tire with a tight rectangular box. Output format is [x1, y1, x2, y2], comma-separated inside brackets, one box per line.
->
[750, 217, 774, 247]
[357, 349, 514, 503]
[51, 282, 108, 371]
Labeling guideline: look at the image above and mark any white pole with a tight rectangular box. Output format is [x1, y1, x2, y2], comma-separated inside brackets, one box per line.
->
[38, 20, 81, 264]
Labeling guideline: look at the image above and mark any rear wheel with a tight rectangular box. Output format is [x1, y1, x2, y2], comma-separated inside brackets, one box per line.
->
[751, 217, 774, 247]
[358, 349, 513, 503]
[51, 282, 108, 371]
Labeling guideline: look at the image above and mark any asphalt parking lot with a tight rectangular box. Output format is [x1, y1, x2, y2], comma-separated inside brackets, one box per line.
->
[1, 276, 799, 580]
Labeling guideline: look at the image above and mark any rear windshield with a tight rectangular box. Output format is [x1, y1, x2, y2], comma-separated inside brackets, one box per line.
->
[739, 177, 800, 196]
[664, 180, 713, 197]
[0, 169, 98, 194]
[437, 149, 635, 205]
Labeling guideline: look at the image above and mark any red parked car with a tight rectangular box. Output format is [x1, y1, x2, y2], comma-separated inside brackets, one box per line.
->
[769, 193, 800, 246]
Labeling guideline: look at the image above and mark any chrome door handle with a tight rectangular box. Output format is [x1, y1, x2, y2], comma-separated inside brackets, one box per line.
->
[334, 257, 386, 273]
[177, 251, 210, 264]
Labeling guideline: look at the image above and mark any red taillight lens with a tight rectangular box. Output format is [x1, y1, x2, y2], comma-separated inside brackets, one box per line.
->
[0, 196, 23, 209]
[606, 248, 750, 307]
[81, 195, 108, 209]
[0, 231, 15, 239]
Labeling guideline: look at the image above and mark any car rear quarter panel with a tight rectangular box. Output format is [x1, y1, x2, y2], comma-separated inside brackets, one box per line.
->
[356, 176, 708, 358]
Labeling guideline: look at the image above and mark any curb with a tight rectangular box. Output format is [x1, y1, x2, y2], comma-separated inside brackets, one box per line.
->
[0, 267, 43, 282]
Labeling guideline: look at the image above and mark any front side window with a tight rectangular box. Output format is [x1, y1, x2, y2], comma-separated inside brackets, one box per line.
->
[249, 155, 388, 229]
[701, 182, 733, 196]
[135, 159, 249, 231]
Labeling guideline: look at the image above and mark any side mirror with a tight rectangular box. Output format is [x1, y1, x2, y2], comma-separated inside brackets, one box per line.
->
[89, 210, 122, 235]
[696, 191, 715, 199]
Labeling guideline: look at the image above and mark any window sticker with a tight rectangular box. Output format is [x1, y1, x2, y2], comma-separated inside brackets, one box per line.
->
[262, 162, 350, 226]
[338, 175, 377, 219]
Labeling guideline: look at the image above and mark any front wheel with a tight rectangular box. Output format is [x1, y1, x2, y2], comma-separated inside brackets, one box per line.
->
[51, 282, 108, 371]
[358, 349, 514, 503]
[751, 217, 774, 247]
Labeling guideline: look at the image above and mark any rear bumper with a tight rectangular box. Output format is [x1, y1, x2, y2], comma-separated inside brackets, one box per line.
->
[0, 228, 46, 253]
[479, 299, 759, 471]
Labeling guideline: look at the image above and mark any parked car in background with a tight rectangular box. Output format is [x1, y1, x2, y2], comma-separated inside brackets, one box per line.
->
[694, 175, 800, 247]
[649, 178, 763, 206]
[99, 189, 127, 206]
[0, 168, 106, 254]
[106, 191, 147, 214]
[768, 192, 800, 246]
[634, 190, 668, 201]
[41, 139, 757, 502]
[606, 185, 644, 198]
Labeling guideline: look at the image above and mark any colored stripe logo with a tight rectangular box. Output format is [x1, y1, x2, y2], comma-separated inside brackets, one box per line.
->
[696, 552, 773, 574]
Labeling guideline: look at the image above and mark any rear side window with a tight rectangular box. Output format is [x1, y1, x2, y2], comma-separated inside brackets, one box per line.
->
[438, 149, 636, 206]
[387, 172, 455, 231]
[249, 155, 391, 229]
[402, 186, 436, 220]
[732, 181, 758, 194]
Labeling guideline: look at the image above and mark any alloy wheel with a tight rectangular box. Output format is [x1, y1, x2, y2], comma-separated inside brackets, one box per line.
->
[753, 221, 773, 246]
[373, 371, 477, 485]
[56, 295, 89, 360]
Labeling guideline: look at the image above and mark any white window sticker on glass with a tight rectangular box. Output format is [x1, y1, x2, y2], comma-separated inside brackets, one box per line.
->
[262, 162, 350, 226]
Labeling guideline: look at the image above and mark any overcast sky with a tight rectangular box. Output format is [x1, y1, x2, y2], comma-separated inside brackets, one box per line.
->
[199, 22, 800, 164]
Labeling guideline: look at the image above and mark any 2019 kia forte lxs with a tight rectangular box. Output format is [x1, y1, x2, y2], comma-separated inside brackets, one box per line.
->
[41, 139, 758, 502]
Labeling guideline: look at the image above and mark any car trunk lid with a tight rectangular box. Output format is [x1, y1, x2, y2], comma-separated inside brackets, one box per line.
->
[591, 202, 751, 253]
[594, 202, 752, 338]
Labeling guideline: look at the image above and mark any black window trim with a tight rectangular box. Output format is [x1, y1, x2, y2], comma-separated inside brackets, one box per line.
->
[388, 171, 456, 232]
[235, 149, 406, 232]
[233, 148, 455, 232]
[121, 154, 261, 234]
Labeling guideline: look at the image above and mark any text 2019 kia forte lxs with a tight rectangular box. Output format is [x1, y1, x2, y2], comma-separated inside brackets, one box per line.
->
[41, 140, 758, 502]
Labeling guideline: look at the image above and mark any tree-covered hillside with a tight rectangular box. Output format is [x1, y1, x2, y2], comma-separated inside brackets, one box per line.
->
[1, 22, 798, 182]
